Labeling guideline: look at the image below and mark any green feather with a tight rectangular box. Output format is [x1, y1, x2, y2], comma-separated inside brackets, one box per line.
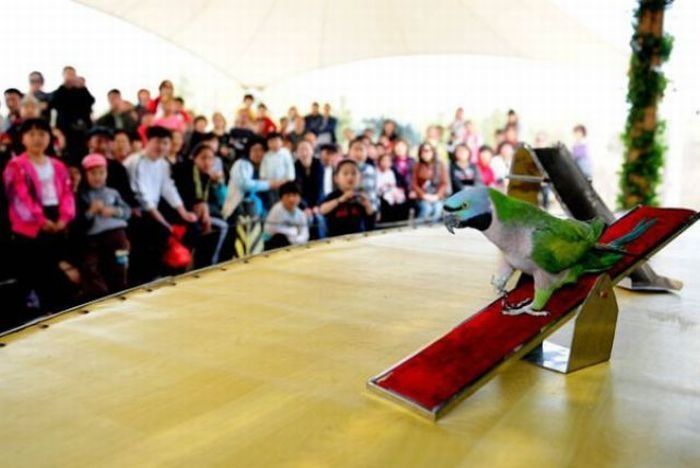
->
[488, 189, 605, 274]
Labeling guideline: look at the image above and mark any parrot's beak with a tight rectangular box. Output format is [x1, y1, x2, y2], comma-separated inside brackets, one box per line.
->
[444, 213, 458, 235]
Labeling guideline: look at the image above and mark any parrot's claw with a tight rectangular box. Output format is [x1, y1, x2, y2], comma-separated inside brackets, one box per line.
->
[502, 303, 549, 317]
[502, 297, 549, 316]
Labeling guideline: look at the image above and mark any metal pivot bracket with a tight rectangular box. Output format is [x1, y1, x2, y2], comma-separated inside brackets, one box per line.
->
[523, 274, 618, 374]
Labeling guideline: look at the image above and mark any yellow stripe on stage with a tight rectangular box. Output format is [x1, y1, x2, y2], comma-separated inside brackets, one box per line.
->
[1, 225, 699, 467]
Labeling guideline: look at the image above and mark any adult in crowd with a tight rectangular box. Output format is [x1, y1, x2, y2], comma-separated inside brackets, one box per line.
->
[238, 93, 256, 123]
[154, 97, 187, 134]
[571, 124, 592, 181]
[2, 88, 23, 133]
[212, 112, 233, 165]
[123, 126, 197, 282]
[294, 140, 325, 238]
[172, 143, 229, 267]
[112, 129, 132, 164]
[285, 107, 299, 134]
[228, 110, 258, 161]
[27, 71, 51, 120]
[222, 138, 286, 222]
[50, 66, 95, 163]
[463, 120, 483, 164]
[412, 142, 448, 222]
[96, 89, 137, 134]
[319, 143, 340, 199]
[380, 119, 399, 149]
[316, 103, 337, 145]
[147, 79, 174, 115]
[450, 107, 466, 143]
[288, 116, 306, 151]
[304, 102, 323, 136]
[3, 94, 42, 157]
[134, 88, 151, 120]
[425, 125, 448, 164]
[256, 103, 277, 137]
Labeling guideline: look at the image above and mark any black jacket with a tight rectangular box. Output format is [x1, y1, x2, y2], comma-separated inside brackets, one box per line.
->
[295, 158, 325, 208]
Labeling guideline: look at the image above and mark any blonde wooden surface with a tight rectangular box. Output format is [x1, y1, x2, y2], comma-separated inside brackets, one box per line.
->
[1, 224, 699, 467]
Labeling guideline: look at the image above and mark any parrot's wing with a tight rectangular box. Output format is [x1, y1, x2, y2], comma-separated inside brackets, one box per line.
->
[531, 217, 599, 273]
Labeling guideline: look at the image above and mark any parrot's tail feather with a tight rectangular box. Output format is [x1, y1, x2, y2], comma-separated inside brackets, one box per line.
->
[592, 243, 635, 256]
[607, 218, 656, 249]
[582, 218, 656, 275]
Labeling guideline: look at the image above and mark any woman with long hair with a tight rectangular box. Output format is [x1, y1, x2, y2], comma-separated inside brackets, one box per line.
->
[412, 142, 448, 222]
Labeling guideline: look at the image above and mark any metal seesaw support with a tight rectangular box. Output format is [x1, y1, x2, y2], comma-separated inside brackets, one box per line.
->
[523, 274, 618, 374]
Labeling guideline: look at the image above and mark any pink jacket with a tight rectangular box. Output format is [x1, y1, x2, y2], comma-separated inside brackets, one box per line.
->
[3, 153, 75, 238]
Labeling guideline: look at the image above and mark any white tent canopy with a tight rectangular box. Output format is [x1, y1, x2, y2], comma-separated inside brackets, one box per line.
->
[76, 0, 625, 88]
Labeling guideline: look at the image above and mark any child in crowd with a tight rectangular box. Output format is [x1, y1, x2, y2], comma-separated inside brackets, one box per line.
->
[260, 132, 295, 207]
[477, 145, 496, 187]
[348, 138, 378, 214]
[264, 181, 309, 249]
[76, 153, 131, 298]
[376, 153, 408, 222]
[412, 142, 448, 222]
[3, 118, 76, 310]
[320, 159, 375, 236]
[571, 124, 592, 180]
[491, 141, 513, 189]
[391, 139, 415, 199]
[450, 143, 482, 193]
[256, 103, 277, 137]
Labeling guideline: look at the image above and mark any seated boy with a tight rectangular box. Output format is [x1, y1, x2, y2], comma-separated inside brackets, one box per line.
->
[319, 159, 375, 237]
[347, 137, 378, 214]
[264, 181, 309, 249]
[77, 153, 131, 298]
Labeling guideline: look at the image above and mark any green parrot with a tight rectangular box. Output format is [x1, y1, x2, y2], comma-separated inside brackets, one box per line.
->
[443, 187, 653, 316]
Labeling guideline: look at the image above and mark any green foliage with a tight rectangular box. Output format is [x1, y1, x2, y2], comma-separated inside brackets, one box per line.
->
[619, 0, 674, 209]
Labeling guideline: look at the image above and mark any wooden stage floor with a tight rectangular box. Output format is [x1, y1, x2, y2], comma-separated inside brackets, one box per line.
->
[1, 224, 699, 467]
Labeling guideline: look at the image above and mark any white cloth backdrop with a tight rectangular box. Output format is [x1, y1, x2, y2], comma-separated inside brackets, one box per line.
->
[75, 0, 624, 88]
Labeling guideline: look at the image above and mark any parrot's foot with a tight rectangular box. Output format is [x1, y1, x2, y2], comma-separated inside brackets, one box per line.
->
[502, 301, 549, 317]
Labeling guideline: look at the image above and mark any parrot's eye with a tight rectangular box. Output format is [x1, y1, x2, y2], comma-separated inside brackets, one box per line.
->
[462, 201, 469, 209]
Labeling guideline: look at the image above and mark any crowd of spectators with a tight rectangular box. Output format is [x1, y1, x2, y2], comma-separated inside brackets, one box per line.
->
[0, 66, 591, 326]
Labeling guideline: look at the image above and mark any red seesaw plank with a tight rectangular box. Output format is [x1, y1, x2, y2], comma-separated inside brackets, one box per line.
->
[368, 206, 698, 419]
